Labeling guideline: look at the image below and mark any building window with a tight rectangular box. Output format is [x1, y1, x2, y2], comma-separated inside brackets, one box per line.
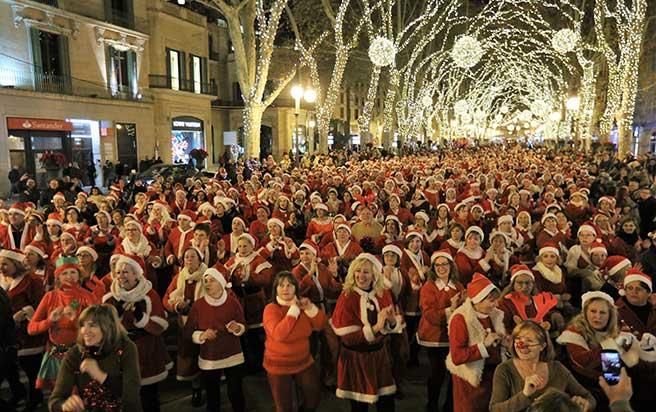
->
[340, 108, 344, 118]
[108, 47, 136, 96]
[29, 29, 70, 93]
[340, 93, 344, 104]
[355, 109, 359, 119]
[105, 0, 134, 29]
[168, 49, 181, 90]
[191, 55, 202, 94]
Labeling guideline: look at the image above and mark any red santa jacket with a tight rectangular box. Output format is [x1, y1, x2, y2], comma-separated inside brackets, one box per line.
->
[292, 262, 341, 308]
[185, 293, 246, 370]
[224, 253, 274, 327]
[400, 248, 430, 316]
[455, 247, 489, 286]
[319, 240, 363, 266]
[2, 273, 46, 356]
[0, 223, 36, 250]
[417, 279, 464, 347]
[163, 226, 195, 264]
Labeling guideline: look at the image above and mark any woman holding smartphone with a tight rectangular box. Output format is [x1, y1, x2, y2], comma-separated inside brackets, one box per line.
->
[490, 320, 594, 412]
[557, 291, 644, 411]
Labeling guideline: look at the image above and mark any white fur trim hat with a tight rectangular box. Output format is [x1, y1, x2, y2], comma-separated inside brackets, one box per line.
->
[622, 268, 652, 293]
[510, 264, 534, 283]
[498, 215, 513, 225]
[465, 226, 484, 241]
[204, 268, 231, 289]
[415, 211, 430, 223]
[467, 273, 498, 304]
[581, 291, 614, 307]
[577, 224, 597, 236]
[431, 250, 454, 263]
[357, 253, 383, 274]
[382, 244, 402, 257]
[267, 218, 285, 232]
[76, 246, 98, 261]
[237, 233, 257, 247]
[0, 249, 25, 262]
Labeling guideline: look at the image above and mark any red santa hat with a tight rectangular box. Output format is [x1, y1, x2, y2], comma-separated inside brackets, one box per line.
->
[382, 244, 403, 258]
[604, 256, 631, 277]
[232, 217, 246, 229]
[299, 240, 319, 256]
[497, 215, 513, 225]
[577, 224, 597, 237]
[357, 253, 383, 274]
[465, 226, 484, 241]
[60, 228, 78, 242]
[177, 210, 197, 222]
[581, 291, 614, 307]
[46, 213, 63, 226]
[621, 268, 652, 293]
[94, 210, 111, 221]
[76, 246, 98, 261]
[538, 242, 560, 257]
[415, 211, 430, 223]
[237, 233, 257, 247]
[184, 245, 205, 260]
[267, 218, 285, 232]
[540, 213, 557, 225]
[52, 192, 66, 202]
[571, 191, 589, 202]
[203, 267, 231, 289]
[25, 241, 49, 259]
[8, 202, 26, 216]
[0, 249, 25, 262]
[431, 249, 454, 263]
[405, 230, 424, 242]
[197, 202, 217, 215]
[54, 261, 81, 278]
[510, 264, 534, 283]
[471, 204, 484, 214]
[335, 224, 352, 235]
[589, 240, 607, 255]
[467, 273, 499, 304]
[124, 219, 143, 232]
[116, 254, 146, 278]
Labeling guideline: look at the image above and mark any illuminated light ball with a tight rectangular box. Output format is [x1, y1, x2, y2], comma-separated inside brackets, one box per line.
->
[499, 105, 509, 115]
[461, 113, 473, 124]
[451, 35, 484, 69]
[552, 28, 579, 54]
[454, 99, 470, 115]
[422, 95, 433, 108]
[494, 114, 503, 123]
[368, 36, 396, 67]
[474, 109, 486, 120]
[530, 100, 551, 117]
[519, 110, 533, 123]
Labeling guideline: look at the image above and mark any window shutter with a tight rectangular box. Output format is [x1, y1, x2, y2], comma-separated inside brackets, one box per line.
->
[29, 29, 43, 75]
[57, 35, 71, 92]
[165, 48, 171, 88]
[179, 52, 186, 88]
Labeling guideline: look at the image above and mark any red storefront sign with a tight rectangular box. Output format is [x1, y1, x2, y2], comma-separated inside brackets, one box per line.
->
[7, 117, 73, 132]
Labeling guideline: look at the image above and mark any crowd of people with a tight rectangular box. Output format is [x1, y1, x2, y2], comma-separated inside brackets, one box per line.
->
[0, 144, 654, 412]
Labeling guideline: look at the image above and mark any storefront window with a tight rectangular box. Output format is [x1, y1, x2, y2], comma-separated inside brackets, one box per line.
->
[171, 116, 204, 164]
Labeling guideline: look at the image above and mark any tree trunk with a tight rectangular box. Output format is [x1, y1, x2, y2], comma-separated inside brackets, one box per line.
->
[316, 46, 350, 153]
[617, 115, 632, 159]
[243, 102, 265, 159]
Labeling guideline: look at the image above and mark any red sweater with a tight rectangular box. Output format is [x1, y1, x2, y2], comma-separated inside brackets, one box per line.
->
[185, 294, 246, 370]
[263, 302, 327, 375]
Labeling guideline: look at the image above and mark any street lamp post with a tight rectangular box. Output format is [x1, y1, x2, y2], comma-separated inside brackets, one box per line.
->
[290, 85, 316, 160]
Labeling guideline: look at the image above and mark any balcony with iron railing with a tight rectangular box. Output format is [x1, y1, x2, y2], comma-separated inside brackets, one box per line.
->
[149, 74, 217, 96]
[0, 67, 150, 102]
[34, 0, 59, 7]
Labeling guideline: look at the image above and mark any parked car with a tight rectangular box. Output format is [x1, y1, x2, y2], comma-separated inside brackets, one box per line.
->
[135, 164, 199, 185]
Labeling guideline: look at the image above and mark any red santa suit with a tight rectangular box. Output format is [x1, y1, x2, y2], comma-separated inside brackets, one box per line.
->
[114, 227, 162, 288]
[224, 252, 274, 328]
[0, 222, 36, 250]
[455, 247, 489, 286]
[0, 271, 46, 357]
[258, 235, 300, 275]
[535, 228, 567, 251]
[439, 239, 463, 257]
[164, 226, 195, 265]
[417, 279, 464, 348]
[330, 287, 403, 403]
[185, 290, 246, 371]
[532, 262, 568, 295]
[103, 257, 171, 386]
[319, 239, 363, 267]
[446, 282, 505, 412]
[400, 248, 429, 317]
[293, 262, 341, 312]
[306, 218, 334, 244]
[248, 220, 268, 245]
[387, 207, 414, 226]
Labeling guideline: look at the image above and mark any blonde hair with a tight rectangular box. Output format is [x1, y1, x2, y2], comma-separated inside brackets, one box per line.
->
[342, 256, 385, 297]
[569, 297, 619, 347]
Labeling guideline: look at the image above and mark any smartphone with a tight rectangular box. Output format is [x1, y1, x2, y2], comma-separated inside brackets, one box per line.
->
[601, 349, 622, 385]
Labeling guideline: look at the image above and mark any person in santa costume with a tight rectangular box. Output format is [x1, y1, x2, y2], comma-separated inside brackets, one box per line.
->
[224, 233, 274, 373]
[399, 231, 430, 367]
[0, 249, 46, 409]
[614, 268, 656, 410]
[386, 194, 413, 226]
[417, 249, 464, 412]
[0, 203, 36, 250]
[86, 210, 119, 275]
[61, 206, 91, 242]
[24, 241, 52, 290]
[432, 204, 452, 246]
[535, 213, 567, 252]
[263, 271, 327, 412]
[164, 209, 197, 267]
[162, 246, 209, 405]
[114, 220, 162, 290]
[190, 222, 218, 267]
[103, 254, 171, 412]
[446, 272, 508, 412]
[439, 222, 465, 257]
[259, 217, 300, 275]
[184, 267, 246, 412]
[249, 204, 271, 245]
[564, 191, 592, 230]
[556, 291, 651, 411]
[320, 224, 363, 281]
[144, 201, 175, 248]
[217, 217, 248, 263]
[375, 215, 405, 254]
[498, 265, 563, 333]
[27, 258, 97, 391]
[455, 226, 490, 285]
[171, 189, 193, 217]
[485, 231, 519, 289]
[330, 253, 404, 411]
[75, 246, 107, 301]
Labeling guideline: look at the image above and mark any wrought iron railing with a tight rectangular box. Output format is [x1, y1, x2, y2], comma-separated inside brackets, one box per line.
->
[148, 74, 218, 96]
